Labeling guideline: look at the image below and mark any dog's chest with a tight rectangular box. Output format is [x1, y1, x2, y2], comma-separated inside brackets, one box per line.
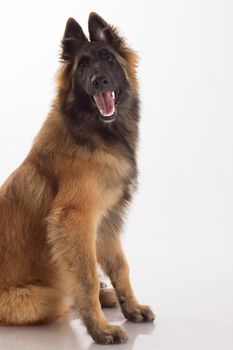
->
[78, 152, 133, 214]
[96, 156, 132, 209]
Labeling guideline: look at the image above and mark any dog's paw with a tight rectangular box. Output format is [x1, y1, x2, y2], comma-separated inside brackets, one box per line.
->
[122, 303, 155, 323]
[91, 324, 128, 344]
[99, 288, 118, 308]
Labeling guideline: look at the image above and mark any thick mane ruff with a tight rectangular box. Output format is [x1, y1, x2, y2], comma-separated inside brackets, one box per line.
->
[109, 25, 139, 83]
[55, 62, 72, 94]
[117, 47, 139, 93]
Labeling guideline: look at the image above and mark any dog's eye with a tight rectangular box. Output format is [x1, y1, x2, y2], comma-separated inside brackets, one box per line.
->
[78, 57, 89, 70]
[105, 54, 114, 62]
[78, 61, 86, 70]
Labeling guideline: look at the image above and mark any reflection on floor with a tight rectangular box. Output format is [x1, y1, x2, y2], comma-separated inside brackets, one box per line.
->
[0, 251, 233, 349]
[0, 307, 155, 350]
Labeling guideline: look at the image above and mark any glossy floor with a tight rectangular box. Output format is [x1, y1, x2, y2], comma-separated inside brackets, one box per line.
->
[0, 248, 232, 350]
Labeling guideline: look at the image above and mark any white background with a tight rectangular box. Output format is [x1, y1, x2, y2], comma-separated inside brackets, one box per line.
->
[0, 1, 233, 349]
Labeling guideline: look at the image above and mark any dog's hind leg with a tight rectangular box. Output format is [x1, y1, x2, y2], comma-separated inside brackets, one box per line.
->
[99, 286, 117, 308]
[0, 284, 70, 325]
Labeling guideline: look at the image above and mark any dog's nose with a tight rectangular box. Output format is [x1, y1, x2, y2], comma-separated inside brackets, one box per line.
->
[92, 76, 109, 90]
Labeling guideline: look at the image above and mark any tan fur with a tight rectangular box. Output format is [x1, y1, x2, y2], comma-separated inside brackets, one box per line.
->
[0, 112, 132, 329]
[99, 288, 117, 308]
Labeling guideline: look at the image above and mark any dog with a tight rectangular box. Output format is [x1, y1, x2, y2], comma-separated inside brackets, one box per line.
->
[0, 13, 155, 344]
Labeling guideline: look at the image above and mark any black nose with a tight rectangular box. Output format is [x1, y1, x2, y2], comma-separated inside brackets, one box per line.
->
[92, 76, 109, 90]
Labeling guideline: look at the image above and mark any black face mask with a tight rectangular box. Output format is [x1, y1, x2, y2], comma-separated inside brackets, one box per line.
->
[72, 43, 129, 123]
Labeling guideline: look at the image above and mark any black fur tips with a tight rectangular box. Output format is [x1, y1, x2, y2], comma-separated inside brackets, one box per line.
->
[63, 17, 86, 41]
[61, 18, 87, 60]
[88, 12, 109, 42]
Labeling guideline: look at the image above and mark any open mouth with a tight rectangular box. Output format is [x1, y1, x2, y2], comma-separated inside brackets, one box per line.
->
[93, 91, 118, 122]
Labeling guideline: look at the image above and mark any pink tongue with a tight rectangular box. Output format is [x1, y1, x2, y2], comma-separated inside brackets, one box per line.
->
[93, 92, 115, 116]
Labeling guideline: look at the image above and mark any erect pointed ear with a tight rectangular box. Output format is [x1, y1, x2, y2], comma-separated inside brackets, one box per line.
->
[88, 12, 108, 41]
[61, 18, 87, 60]
[88, 12, 123, 49]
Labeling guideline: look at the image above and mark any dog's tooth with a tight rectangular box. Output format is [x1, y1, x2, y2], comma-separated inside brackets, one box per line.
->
[112, 91, 115, 100]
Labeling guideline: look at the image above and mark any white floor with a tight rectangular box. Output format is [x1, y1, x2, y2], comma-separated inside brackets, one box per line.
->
[0, 244, 232, 350]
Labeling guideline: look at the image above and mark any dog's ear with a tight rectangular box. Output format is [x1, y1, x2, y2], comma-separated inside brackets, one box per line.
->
[88, 13, 123, 50]
[61, 18, 87, 60]
[88, 13, 108, 41]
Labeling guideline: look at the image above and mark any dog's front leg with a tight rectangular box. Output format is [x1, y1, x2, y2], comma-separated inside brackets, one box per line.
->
[47, 205, 128, 344]
[97, 218, 155, 323]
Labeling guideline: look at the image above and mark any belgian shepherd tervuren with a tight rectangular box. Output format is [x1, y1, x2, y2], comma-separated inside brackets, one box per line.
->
[0, 13, 155, 344]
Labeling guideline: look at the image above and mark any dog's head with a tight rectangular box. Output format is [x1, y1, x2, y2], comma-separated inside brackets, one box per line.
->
[58, 13, 138, 125]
